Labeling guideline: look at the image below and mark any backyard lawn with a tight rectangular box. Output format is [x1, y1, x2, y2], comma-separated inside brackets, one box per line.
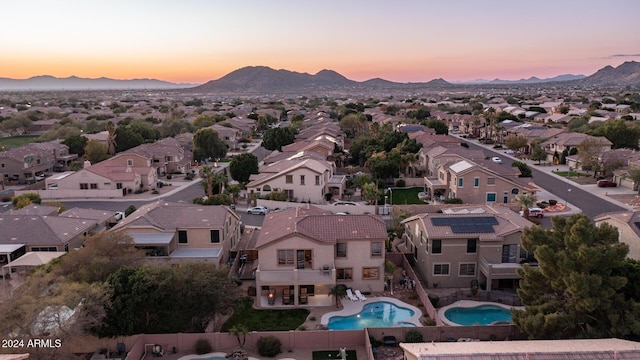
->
[0, 135, 39, 150]
[390, 187, 425, 205]
[221, 297, 309, 332]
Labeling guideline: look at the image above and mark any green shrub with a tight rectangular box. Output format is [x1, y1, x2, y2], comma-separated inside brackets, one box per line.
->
[257, 336, 282, 357]
[194, 338, 212, 355]
[444, 197, 463, 204]
[396, 179, 405, 187]
[405, 329, 423, 343]
[422, 316, 437, 326]
[428, 293, 439, 307]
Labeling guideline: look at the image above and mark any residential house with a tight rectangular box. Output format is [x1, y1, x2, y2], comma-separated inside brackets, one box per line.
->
[594, 211, 640, 260]
[210, 124, 242, 150]
[541, 132, 612, 165]
[613, 153, 640, 190]
[401, 338, 640, 360]
[246, 157, 344, 203]
[117, 137, 192, 176]
[401, 205, 534, 291]
[0, 143, 56, 182]
[33, 142, 78, 171]
[412, 145, 484, 179]
[253, 205, 387, 307]
[0, 212, 96, 252]
[110, 201, 241, 264]
[424, 157, 535, 204]
[29, 119, 61, 134]
[281, 139, 335, 159]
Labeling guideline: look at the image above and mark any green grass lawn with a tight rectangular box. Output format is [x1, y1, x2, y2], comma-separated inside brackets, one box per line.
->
[312, 350, 357, 360]
[221, 297, 309, 332]
[389, 187, 425, 205]
[553, 171, 590, 178]
[0, 135, 39, 150]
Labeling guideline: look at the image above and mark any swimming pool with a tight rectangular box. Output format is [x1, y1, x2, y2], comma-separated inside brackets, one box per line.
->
[327, 301, 417, 330]
[438, 300, 521, 326]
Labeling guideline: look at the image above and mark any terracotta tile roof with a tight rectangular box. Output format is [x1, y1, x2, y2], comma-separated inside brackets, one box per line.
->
[8, 204, 59, 216]
[0, 215, 96, 246]
[111, 201, 237, 231]
[255, 205, 387, 249]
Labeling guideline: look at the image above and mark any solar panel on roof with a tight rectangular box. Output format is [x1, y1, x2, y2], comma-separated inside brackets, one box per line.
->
[431, 216, 498, 233]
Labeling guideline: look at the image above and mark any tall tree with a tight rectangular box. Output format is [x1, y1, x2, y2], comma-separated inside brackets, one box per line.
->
[505, 134, 528, 151]
[262, 127, 297, 151]
[229, 153, 259, 183]
[199, 165, 215, 197]
[515, 193, 537, 218]
[105, 121, 117, 155]
[577, 138, 609, 177]
[62, 134, 88, 157]
[84, 139, 110, 164]
[530, 144, 547, 164]
[193, 128, 227, 161]
[513, 214, 640, 339]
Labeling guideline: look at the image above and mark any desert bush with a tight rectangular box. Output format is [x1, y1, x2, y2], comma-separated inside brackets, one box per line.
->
[194, 338, 212, 355]
[405, 329, 423, 343]
[428, 293, 439, 307]
[257, 336, 281, 357]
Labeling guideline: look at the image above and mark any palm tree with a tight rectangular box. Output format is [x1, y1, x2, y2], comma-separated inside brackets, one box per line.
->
[211, 171, 228, 194]
[229, 324, 248, 348]
[105, 121, 117, 155]
[384, 260, 397, 295]
[225, 183, 243, 204]
[199, 165, 214, 197]
[515, 193, 537, 218]
[328, 285, 346, 309]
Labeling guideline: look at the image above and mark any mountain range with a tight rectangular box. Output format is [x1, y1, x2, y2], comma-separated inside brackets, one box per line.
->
[1, 61, 639, 92]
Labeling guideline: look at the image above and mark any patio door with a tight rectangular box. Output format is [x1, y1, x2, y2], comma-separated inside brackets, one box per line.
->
[297, 250, 305, 269]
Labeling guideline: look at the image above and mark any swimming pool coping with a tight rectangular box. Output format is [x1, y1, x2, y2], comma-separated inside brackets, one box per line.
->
[320, 296, 423, 329]
[437, 300, 524, 326]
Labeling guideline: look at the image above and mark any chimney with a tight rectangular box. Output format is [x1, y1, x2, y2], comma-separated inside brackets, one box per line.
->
[83, 160, 91, 169]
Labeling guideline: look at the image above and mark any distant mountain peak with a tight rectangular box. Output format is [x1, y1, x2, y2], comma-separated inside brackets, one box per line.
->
[0, 75, 195, 91]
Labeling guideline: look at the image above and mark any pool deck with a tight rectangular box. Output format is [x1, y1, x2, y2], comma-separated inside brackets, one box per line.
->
[320, 296, 423, 328]
[437, 300, 524, 326]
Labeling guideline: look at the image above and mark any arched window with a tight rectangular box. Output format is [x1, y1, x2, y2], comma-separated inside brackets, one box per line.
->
[263, 185, 271, 192]
[511, 188, 519, 195]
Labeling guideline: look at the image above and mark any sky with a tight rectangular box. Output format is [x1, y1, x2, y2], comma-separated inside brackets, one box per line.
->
[1, 0, 639, 84]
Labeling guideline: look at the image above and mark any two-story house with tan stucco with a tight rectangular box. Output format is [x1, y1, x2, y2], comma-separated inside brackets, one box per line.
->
[401, 205, 534, 292]
[0, 143, 55, 183]
[253, 205, 387, 308]
[425, 159, 537, 204]
[110, 201, 241, 264]
[246, 157, 345, 203]
[117, 137, 192, 176]
[594, 211, 640, 260]
[540, 132, 612, 165]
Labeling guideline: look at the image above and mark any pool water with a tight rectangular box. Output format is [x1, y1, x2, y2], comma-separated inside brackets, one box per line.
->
[327, 301, 415, 330]
[444, 304, 512, 326]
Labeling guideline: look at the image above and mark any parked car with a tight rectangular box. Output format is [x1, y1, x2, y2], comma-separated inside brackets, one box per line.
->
[597, 179, 617, 187]
[491, 157, 502, 164]
[115, 212, 125, 221]
[519, 207, 544, 218]
[247, 206, 269, 215]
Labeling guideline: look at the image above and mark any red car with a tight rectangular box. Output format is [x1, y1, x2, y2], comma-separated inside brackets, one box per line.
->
[597, 180, 617, 187]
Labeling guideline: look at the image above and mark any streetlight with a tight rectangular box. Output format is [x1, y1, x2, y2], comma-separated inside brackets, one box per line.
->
[565, 187, 571, 207]
[387, 188, 393, 206]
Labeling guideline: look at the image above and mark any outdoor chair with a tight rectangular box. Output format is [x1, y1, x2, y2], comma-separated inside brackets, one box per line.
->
[346, 288, 358, 301]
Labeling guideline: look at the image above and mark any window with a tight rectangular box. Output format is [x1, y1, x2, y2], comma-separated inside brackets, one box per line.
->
[263, 185, 271, 192]
[315, 175, 320, 185]
[127, 159, 133, 166]
[79, 183, 88, 190]
[467, 239, 477, 253]
[116, 183, 123, 189]
[474, 177, 479, 187]
[286, 175, 293, 184]
[439, 172, 444, 180]
[178, 230, 188, 244]
[459, 263, 476, 276]
[486, 193, 496, 202]
[336, 243, 347, 258]
[278, 249, 294, 265]
[336, 268, 353, 280]
[64, 243, 69, 252]
[362, 267, 380, 280]
[32, 247, 58, 252]
[511, 188, 519, 194]
[502, 244, 517, 263]
[433, 264, 450, 275]
[90, 183, 98, 189]
[210, 229, 220, 243]
[458, 178, 463, 187]
[371, 242, 383, 257]
[487, 177, 495, 185]
[284, 189, 294, 200]
[300, 175, 305, 185]
[432, 239, 442, 254]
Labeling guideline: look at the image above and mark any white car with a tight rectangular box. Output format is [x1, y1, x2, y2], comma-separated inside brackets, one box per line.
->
[333, 201, 359, 206]
[491, 157, 502, 164]
[247, 206, 269, 215]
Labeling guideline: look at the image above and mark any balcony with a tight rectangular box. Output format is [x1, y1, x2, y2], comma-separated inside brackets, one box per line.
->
[256, 267, 335, 285]
[479, 257, 526, 279]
